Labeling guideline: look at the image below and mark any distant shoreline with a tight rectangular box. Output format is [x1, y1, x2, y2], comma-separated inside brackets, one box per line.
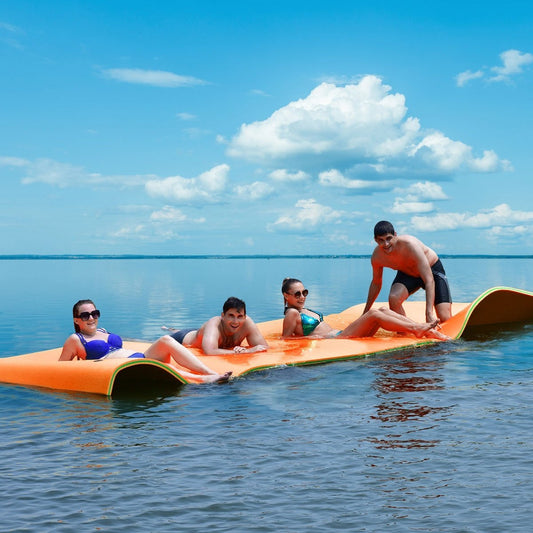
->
[1, 254, 532, 260]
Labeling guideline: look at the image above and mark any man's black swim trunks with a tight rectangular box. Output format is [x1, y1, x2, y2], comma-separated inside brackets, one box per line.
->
[391, 259, 452, 304]
[170, 328, 197, 344]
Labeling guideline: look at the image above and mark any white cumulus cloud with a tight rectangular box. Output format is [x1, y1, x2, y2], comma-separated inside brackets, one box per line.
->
[150, 206, 188, 222]
[228, 76, 417, 163]
[227, 75, 509, 176]
[268, 169, 310, 182]
[145, 164, 229, 203]
[411, 132, 509, 173]
[395, 181, 448, 201]
[112, 224, 149, 239]
[411, 203, 533, 232]
[318, 169, 392, 191]
[456, 49, 533, 86]
[114, 207, 207, 242]
[487, 225, 529, 238]
[392, 201, 435, 214]
[234, 181, 274, 200]
[390, 181, 448, 214]
[268, 198, 342, 232]
[490, 49, 533, 81]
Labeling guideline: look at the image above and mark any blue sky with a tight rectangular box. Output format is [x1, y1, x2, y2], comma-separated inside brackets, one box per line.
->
[1, 1, 532, 255]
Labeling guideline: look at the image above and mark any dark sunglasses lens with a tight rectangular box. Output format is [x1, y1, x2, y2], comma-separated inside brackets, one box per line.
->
[78, 310, 100, 320]
[293, 289, 308, 298]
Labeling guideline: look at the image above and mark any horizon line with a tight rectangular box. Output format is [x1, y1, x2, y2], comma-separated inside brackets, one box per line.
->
[1, 254, 532, 260]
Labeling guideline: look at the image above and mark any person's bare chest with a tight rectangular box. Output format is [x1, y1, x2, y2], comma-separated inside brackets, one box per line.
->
[218, 329, 246, 348]
[379, 250, 420, 276]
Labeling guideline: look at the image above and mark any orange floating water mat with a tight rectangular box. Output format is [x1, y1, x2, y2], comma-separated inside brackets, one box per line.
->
[0, 287, 532, 396]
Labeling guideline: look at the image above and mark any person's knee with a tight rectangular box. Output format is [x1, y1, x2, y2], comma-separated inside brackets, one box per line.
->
[388, 293, 403, 310]
[158, 335, 174, 348]
[389, 284, 407, 307]
[367, 308, 381, 319]
[373, 307, 389, 318]
[436, 304, 452, 322]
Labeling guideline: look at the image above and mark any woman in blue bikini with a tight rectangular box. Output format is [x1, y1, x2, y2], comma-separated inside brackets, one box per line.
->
[59, 299, 232, 383]
[281, 278, 448, 340]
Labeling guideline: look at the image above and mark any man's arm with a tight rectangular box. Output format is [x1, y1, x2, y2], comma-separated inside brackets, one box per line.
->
[200, 317, 268, 355]
[363, 260, 384, 314]
[243, 317, 269, 353]
[412, 246, 437, 323]
[200, 318, 235, 355]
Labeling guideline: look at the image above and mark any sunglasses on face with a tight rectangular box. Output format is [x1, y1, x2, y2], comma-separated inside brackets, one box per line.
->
[289, 289, 308, 298]
[77, 310, 101, 321]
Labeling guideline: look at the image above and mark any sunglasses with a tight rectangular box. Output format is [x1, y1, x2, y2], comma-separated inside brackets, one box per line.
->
[289, 289, 308, 298]
[77, 310, 101, 321]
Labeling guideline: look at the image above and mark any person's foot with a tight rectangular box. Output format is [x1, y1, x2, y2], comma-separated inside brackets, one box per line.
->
[424, 328, 451, 341]
[414, 320, 442, 338]
[203, 371, 233, 384]
[216, 371, 233, 383]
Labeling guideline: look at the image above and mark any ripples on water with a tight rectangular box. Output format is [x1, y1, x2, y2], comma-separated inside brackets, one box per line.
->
[1, 257, 533, 531]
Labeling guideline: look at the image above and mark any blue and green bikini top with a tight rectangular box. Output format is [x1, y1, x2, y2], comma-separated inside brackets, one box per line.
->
[299, 309, 324, 336]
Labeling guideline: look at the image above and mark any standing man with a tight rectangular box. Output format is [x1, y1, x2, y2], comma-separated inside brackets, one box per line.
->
[168, 297, 269, 355]
[363, 221, 452, 324]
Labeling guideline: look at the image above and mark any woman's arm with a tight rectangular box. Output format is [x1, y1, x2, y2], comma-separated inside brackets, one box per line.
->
[282, 308, 302, 338]
[59, 335, 84, 361]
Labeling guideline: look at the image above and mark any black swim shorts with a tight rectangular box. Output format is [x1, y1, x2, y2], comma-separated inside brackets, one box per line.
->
[170, 328, 197, 344]
[392, 259, 452, 304]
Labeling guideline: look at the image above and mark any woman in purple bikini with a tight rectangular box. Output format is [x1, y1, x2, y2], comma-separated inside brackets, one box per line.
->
[59, 299, 232, 383]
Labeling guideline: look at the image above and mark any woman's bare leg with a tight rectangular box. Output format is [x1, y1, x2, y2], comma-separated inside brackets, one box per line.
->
[338, 310, 382, 337]
[338, 307, 448, 339]
[145, 335, 227, 376]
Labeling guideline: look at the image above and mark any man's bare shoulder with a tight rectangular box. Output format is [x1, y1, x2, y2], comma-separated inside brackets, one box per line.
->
[203, 316, 222, 329]
[397, 234, 423, 247]
[244, 315, 260, 331]
[370, 246, 384, 262]
[396, 234, 434, 258]
[194, 316, 220, 337]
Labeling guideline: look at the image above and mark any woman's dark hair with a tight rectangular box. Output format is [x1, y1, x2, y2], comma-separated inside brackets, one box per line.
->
[281, 277, 301, 294]
[72, 299, 95, 332]
[281, 278, 301, 312]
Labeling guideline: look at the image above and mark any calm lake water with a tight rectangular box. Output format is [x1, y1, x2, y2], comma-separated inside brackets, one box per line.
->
[1, 256, 532, 532]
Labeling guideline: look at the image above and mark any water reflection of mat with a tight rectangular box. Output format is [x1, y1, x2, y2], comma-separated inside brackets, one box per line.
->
[0, 286, 531, 396]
